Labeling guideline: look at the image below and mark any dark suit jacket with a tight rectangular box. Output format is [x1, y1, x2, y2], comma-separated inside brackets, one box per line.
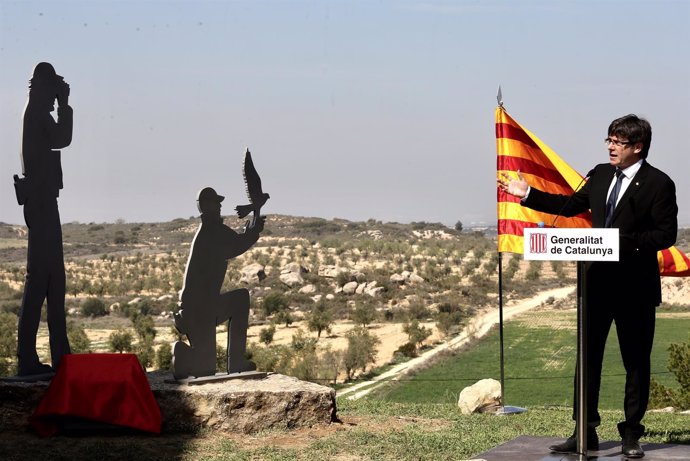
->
[524, 161, 677, 307]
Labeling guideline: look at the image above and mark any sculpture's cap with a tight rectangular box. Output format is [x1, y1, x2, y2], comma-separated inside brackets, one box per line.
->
[197, 187, 224, 204]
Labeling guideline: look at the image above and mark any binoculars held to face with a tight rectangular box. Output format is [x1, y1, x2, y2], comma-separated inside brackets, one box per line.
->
[55, 76, 70, 106]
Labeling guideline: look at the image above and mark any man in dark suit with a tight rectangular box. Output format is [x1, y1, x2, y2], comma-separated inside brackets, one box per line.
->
[498, 114, 677, 458]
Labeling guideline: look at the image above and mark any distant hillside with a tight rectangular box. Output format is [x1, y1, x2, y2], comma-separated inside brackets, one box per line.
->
[1, 215, 464, 263]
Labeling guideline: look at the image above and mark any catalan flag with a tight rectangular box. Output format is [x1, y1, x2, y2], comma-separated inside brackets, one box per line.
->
[658, 247, 690, 277]
[496, 106, 590, 254]
[495, 105, 689, 277]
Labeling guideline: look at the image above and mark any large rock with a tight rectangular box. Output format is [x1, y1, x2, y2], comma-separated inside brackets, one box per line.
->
[280, 272, 304, 288]
[318, 265, 346, 278]
[363, 281, 384, 297]
[457, 378, 501, 414]
[151, 373, 336, 433]
[0, 372, 337, 434]
[342, 281, 359, 294]
[240, 263, 266, 284]
[390, 273, 406, 284]
[281, 263, 307, 274]
[355, 283, 366, 295]
[366, 287, 385, 297]
[299, 284, 317, 294]
[390, 271, 424, 285]
[408, 273, 424, 284]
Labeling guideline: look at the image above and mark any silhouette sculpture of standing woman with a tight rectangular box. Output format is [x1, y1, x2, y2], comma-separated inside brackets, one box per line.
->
[13, 62, 72, 377]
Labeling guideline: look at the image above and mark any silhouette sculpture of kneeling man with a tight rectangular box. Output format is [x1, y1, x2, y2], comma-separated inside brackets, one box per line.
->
[172, 187, 264, 380]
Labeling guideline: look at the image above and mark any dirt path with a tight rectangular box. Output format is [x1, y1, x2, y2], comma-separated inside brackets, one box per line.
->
[337, 285, 576, 400]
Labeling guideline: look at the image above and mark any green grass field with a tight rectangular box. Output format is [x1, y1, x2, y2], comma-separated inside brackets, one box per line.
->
[2, 403, 687, 461]
[372, 309, 690, 409]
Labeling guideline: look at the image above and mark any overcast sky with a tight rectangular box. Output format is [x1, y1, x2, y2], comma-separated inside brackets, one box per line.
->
[1, 1, 689, 227]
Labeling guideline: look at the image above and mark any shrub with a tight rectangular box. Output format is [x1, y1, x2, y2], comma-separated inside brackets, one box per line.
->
[351, 303, 377, 327]
[135, 336, 155, 368]
[291, 328, 317, 352]
[248, 344, 293, 374]
[134, 298, 155, 316]
[404, 319, 432, 350]
[259, 324, 276, 345]
[307, 300, 334, 339]
[81, 297, 107, 317]
[216, 344, 227, 372]
[131, 313, 156, 341]
[405, 302, 430, 321]
[394, 342, 418, 358]
[263, 292, 288, 316]
[156, 342, 173, 370]
[525, 261, 542, 281]
[551, 260, 565, 279]
[274, 309, 294, 328]
[0, 281, 20, 300]
[482, 253, 499, 274]
[0, 312, 17, 376]
[109, 329, 134, 353]
[67, 321, 91, 353]
[1, 301, 21, 316]
[503, 255, 520, 280]
[436, 311, 465, 337]
[343, 326, 380, 381]
[318, 347, 342, 385]
[336, 271, 353, 287]
[650, 331, 690, 410]
[290, 347, 319, 382]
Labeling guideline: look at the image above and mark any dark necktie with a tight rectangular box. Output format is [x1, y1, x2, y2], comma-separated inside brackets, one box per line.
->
[604, 169, 624, 228]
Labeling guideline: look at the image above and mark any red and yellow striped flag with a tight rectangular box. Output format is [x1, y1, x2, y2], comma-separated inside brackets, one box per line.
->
[496, 106, 590, 254]
[658, 247, 690, 277]
[495, 105, 689, 277]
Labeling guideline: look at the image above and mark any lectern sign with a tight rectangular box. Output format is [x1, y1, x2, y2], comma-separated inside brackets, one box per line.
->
[523, 228, 619, 262]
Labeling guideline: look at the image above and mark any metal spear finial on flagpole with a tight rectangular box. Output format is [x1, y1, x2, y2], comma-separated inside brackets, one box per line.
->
[497, 85, 503, 107]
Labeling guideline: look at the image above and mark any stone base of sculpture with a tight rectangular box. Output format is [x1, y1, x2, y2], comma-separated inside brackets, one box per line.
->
[0, 372, 337, 434]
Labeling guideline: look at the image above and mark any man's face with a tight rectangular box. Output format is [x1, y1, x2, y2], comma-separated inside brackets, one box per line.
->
[198, 199, 222, 216]
[607, 135, 642, 169]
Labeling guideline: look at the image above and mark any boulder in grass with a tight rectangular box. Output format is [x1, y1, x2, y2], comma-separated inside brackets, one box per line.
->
[457, 378, 502, 414]
[299, 284, 317, 294]
[240, 263, 266, 284]
[342, 281, 359, 294]
[280, 271, 304, 288]
[281, 262, 307, 274]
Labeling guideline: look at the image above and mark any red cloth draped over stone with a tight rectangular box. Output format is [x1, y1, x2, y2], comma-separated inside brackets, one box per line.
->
[30, 353, 162, 436]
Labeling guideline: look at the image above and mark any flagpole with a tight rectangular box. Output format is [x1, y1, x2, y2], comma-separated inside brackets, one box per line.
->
[494, 250, 527, 416]
[498, 252, 506, 405]
[494, 86, 526, 416]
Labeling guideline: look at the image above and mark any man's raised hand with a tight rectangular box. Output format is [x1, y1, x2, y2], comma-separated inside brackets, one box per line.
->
[497, 170, 529, 199]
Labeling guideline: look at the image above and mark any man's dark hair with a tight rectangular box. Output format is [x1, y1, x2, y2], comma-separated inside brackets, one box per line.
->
[608, 114, 652, 159]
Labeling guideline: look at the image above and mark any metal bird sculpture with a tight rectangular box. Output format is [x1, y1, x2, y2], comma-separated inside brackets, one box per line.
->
[235, 148, 269, 223]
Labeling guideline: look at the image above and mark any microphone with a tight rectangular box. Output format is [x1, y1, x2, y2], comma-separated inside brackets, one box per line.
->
[551, 168, 596, 228]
